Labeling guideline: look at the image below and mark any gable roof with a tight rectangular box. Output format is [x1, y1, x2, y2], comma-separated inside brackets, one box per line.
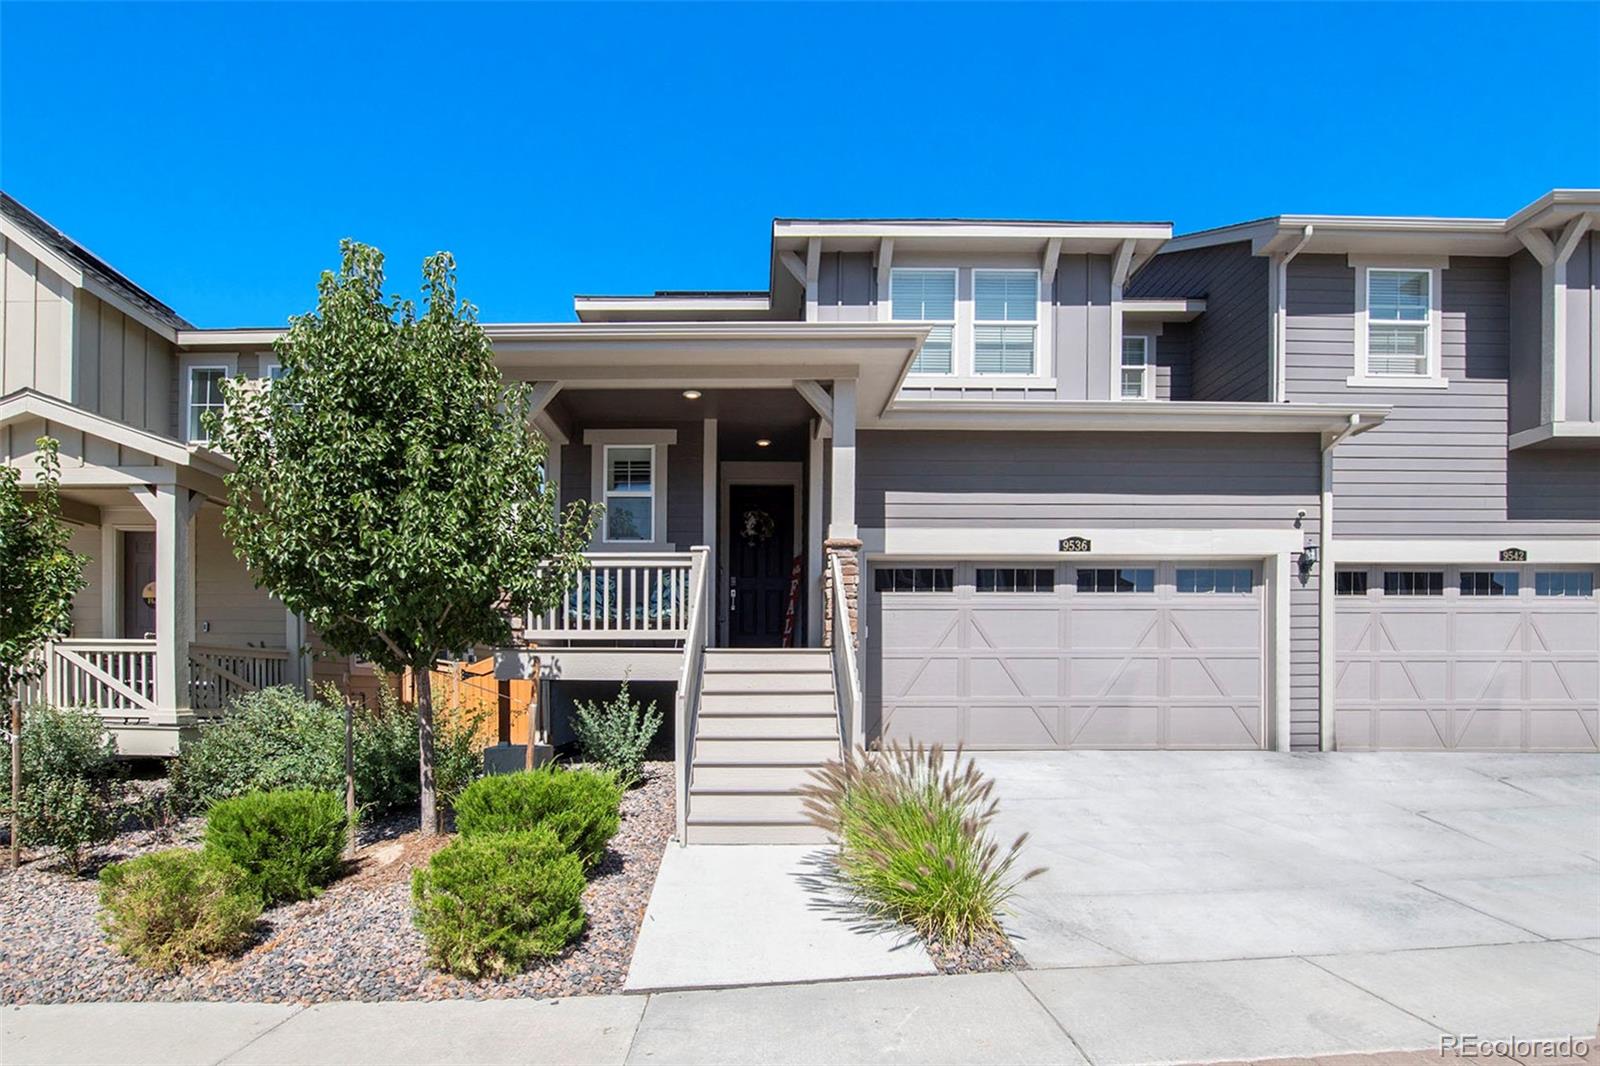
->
[1, 191, 192, 333]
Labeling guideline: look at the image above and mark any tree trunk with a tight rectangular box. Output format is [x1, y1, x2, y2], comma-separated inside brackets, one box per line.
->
[416, 666, 439, 835]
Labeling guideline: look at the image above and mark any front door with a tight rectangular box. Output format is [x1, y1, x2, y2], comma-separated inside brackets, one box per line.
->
[727, 484, 796, 648]
[122, 531, 157, 638]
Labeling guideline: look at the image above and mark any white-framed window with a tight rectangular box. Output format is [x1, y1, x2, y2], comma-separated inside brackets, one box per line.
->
[891, 268, 957, 374]
[1351, 264, 1444, 387]
[972, 269, 1038, 375]
[602, 445, 654, 543]
[1120, 335, 1152, 399]
[261, 357, 285, 384]
[186, 365, 229, 442]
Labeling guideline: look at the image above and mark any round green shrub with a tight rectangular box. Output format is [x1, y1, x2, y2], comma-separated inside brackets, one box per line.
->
[411, 828, 586, 978]
[0, 704, 128, 872]
[203, 789, 350, 904]
[453, 767, 621, 868]
[98, 848, 262, 971]
[171, 685, 482, 815]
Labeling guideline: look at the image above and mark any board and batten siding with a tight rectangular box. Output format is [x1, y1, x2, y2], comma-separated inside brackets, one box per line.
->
[3, 234, 75, 400]
[194, 506, 287, 647]
[75, 290, 177, 439]
[1129, 240, 1270, 402]
[1285, 253, 1600, 539]
[1565, 232, 1599, 424]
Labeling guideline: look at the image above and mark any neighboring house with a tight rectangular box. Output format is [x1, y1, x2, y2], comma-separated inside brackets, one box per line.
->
[2, 191, 1595, 842]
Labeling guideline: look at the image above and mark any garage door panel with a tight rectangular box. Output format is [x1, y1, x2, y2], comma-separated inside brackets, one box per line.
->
[1378, 660, 1448, 700]
[1336, 565, 1600, 753]
[1069, 655, 1159, 698]
[1373, 708, 1451, 750]
[1167, 704, 1262, 747]
[1171, 656, 1262, 699]
[1068, 704, 1161, 748]
[968, 608, 1057, 649]
[882, 656, 958, 699]
[970, 656, 1058, 700]
[880, 704, 960, 747]
[965, 704, 1063, 747]
[1069, 609, 1160, 649]
[880, 608, 960, 649]
[1168, 609, 1259, 651]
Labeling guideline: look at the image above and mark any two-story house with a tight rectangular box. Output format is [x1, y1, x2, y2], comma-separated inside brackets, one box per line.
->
[3, 190, 1595, 844]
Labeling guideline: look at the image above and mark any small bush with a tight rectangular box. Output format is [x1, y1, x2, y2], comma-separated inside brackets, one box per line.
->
[98, 848, 261, 971]
[0, 704, 128, 872]
[203, 789, 349, 904]
[453, 767, 621, 868]
[411, 828, 586, 978]
[801, 744, 1042, 944]
[571, 677, 662, 787]
[171, 684, 482, 814]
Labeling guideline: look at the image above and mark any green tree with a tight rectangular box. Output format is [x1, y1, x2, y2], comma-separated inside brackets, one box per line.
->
[1, 437, 89, 705]
[212, 241, 596, 833]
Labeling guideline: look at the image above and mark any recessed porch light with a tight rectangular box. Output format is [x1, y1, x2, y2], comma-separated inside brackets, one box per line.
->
[755, 438, 772, 448]
[682, 389, 702, 400]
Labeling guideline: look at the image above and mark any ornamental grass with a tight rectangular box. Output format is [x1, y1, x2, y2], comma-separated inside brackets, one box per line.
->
[801, 743, 1042, 944]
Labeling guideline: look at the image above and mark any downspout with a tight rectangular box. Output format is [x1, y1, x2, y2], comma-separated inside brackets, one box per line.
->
[1273, 225, 1314, 402]
[1318, 413, 1361, 752]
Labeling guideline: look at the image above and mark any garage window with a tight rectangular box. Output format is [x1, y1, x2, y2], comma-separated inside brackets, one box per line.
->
[1176, 568, 1253, 594]
[1460, 571, 1519, 597]
[874, 568, 954, 593]
[1076, 568, 1155, 593]
[1535, 571, 1595, 597]
[1382, 570, 1444, 596]
[1335, 571, 1369, 596]
[976, 567, 1055, 593]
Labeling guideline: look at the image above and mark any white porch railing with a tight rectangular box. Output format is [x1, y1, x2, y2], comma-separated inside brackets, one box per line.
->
[525, 553, 695, 642]
[18, 640, 159, 722]
[829, 553, 864, 754]
[188, 644, 291, 714]
[673, 547, 711, 843]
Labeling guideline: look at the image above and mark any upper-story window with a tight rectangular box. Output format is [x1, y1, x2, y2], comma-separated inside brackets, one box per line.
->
[1353, 265, 1443, 387]
[187, 366, 228, 442]
[1121, 335, 1151, 399]
[891, 269, 956, 374]
[972, 270, 1038, 375]
[603, 445, 654, 542]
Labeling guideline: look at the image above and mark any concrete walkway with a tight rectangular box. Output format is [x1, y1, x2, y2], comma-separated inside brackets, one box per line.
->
[5, 947, 1596, 1066]
[624, 844, 935, 990]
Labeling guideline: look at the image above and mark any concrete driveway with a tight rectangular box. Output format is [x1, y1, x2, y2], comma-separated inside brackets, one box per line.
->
[976, 750, 1599, 1057]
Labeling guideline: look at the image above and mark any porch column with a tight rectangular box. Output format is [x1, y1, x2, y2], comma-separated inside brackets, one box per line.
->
[142, 485, 198, 723]
[828, 379, 856, 540]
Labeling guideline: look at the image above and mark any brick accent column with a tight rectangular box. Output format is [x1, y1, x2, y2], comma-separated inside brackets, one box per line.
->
[822, 538, 862, 649]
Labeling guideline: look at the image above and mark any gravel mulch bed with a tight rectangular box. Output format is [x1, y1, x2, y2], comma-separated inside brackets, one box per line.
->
[0, 761, 673, 1004]
[924, 928, 1028, 974]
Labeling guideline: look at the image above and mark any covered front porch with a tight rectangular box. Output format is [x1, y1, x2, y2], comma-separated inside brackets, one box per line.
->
[3, 389, 304, 755]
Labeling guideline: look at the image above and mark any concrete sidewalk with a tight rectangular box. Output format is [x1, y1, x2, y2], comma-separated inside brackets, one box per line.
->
[6, 941, 1596, 1066]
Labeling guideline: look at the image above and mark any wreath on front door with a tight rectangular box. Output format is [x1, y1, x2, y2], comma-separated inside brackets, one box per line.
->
[739, 508, 777, 544]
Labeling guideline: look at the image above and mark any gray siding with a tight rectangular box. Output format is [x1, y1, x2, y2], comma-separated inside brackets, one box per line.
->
[1052, 254, 1113, 400]
[1567, 232, 1599, 423]
[1154, 323, 1192, 401]
[1289, 519, 1320, 752]
[1508, 249, 1543, 434]
[1285, 254, 1600, 538]
[857, 430, 1318, 529]
[815, 252, 875, 322]
[1130, 241, 1270, 402]
[560, 420, 705, 548]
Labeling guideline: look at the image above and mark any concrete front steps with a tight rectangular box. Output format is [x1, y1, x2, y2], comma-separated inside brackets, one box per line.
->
[685, 648, 839, 844]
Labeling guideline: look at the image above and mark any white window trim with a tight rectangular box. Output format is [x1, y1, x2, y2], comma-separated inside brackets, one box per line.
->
[261, 355, 283, 381]
[1120, 334, 1155, 401]
[971, 267, 1041, 377]
[180, 354, 236, 443]
[1348, 263, 1447, 389]
[583, 429, 676, 551]
[892, 266, 959, 378]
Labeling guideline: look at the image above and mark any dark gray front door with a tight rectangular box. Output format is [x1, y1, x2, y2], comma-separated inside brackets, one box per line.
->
[727, 484, 795, 648]
[122, 531, 157, 638]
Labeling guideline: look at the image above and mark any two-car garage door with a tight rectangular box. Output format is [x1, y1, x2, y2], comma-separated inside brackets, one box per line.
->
[867, 562, 1266, 750]
[1335, 565, 1599, 752]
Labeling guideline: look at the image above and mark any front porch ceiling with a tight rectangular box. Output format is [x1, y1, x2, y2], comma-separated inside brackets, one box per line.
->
[553, 387, 817, 459]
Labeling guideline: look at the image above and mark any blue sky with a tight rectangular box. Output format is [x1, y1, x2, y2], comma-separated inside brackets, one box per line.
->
[3, 2, 1597, 328]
